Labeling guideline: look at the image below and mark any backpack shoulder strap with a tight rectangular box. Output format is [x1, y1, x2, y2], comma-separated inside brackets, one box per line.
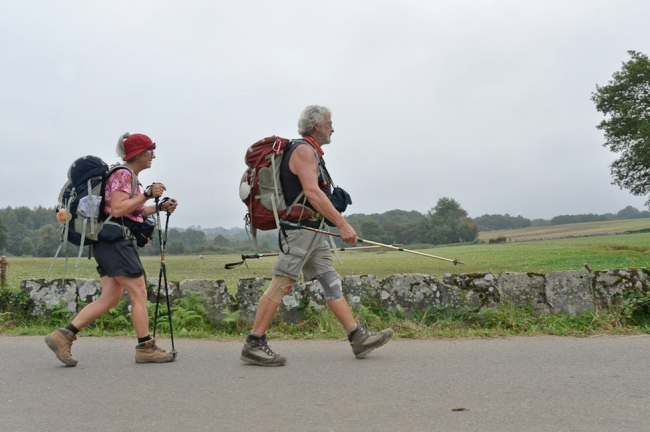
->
[106, 164, 138, 198]
[99, 165, 139, 222]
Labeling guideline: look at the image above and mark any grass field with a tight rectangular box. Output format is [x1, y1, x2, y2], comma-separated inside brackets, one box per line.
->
[5, 219, 649, 292]
[2, 219, 649, 338]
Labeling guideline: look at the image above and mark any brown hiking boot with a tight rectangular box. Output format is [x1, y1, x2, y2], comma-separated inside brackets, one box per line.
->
[44, 328, 78, 367]
[135, 339, 175, 363]
[349, 325, 393, 359]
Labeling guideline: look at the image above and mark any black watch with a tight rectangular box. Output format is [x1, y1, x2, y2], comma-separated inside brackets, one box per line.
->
[144, 189, 153, 199]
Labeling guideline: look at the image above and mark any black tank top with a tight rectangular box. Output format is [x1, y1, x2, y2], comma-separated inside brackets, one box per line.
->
[280, 140, 331, 210]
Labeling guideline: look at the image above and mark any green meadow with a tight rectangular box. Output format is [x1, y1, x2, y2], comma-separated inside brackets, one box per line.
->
[2, 219, 649, 338]
[6, 219, 649, 291]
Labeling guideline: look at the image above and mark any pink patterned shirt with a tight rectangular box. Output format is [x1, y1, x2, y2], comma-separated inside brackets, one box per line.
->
[103, 168, 144, 222]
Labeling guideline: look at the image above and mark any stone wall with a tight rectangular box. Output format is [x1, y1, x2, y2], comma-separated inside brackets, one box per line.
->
[19, 268, 649, 324]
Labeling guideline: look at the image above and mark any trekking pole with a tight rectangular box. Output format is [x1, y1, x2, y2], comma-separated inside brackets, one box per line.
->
[279, 221, 465, 265]
[153, 197, 177, 358]
[223, 245, 387, 270]
[224, 253, 280, 269]
[338, 245, 390, 251]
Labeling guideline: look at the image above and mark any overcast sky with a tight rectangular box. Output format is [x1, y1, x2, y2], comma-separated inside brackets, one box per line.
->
[2, 1, 649, 230]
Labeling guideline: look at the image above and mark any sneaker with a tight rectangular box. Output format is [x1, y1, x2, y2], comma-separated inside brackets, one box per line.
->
[44, 328, 78, 367]
[240, 334, 287, 366]
[135, 339, 175, 363]
[349, 325, 393, 359]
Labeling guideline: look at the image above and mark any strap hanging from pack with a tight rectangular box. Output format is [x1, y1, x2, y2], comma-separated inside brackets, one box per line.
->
[327, 226, 343, 266]
[88, 179, 96, 235]
[48, 196, 73, 280]
[76, 218, 88, 266]
[278, 224, 289, 254]
[270, 154, 282, 232]
[49, 243, 64, 272]
[297, 217, 326, 274]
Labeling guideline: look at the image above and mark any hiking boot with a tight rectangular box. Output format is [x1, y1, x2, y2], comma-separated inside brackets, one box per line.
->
[135, 339, 175, 364]
[44, 328, 78, 367]
[241, 334, 287, 366]
[349, 325, 393, 359]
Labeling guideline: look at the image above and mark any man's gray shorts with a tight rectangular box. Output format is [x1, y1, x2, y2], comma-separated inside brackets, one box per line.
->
[273, 229, 333, 281]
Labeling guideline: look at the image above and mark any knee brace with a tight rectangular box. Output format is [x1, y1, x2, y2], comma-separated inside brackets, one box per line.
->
[316, 271, 343, 301]
[263, 276, 295, 304]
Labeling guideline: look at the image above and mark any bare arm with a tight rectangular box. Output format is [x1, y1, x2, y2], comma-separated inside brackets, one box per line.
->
[289, 145, 358, 243]
[110, 182, 174, 218]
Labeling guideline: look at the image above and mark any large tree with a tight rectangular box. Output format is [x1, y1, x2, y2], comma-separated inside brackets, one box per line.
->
[419, 198, 478, 244]
[592, 51, 650, 203]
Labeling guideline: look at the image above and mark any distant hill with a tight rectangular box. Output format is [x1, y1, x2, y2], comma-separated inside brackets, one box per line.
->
[477, 218, 650, 242]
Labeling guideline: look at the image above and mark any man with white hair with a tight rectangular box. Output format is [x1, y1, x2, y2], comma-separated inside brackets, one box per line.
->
[241, 105, 393, 366]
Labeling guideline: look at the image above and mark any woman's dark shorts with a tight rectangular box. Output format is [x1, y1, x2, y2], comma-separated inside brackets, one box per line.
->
[93, 239, 144, 278]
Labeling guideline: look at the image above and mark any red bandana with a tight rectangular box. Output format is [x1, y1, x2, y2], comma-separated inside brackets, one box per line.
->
[302, 135, 325, 158]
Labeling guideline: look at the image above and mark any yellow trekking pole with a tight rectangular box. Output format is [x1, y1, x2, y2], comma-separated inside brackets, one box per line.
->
[279, 221, 464, 265]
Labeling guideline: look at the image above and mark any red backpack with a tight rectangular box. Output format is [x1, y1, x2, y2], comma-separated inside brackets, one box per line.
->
[239, 136, 316, 240]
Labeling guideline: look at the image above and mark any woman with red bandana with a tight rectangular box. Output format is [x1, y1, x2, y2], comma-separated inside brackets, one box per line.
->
[45, 132, 178, 366]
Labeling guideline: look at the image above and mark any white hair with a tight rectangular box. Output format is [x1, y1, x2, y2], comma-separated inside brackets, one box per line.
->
[297, 106, 331, 136]
[116, 132, 130, 159]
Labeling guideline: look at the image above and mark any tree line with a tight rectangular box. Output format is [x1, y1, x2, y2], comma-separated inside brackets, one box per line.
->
[473, 205, 650, 231]
[0, 198, 476, 257]
[1, 200, 647, 257]
[0, 205, 279, 258]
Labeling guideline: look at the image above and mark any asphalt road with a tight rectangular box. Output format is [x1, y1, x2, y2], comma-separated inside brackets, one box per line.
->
[1, 334, 649, 432]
